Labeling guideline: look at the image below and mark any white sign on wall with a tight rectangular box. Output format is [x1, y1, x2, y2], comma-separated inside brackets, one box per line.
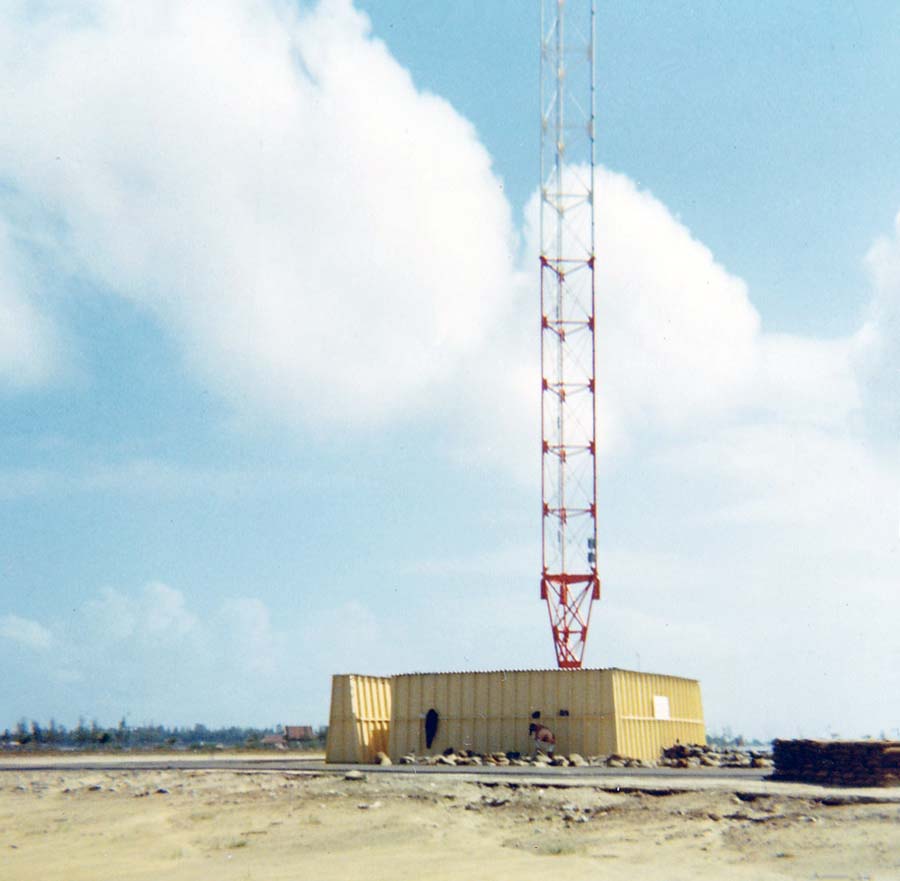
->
[653, 695, 671, 720]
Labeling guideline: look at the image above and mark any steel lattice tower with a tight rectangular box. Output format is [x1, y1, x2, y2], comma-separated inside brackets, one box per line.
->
[540, 0, 600, 668]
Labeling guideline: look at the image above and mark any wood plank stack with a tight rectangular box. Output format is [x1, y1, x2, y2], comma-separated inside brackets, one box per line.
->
[773, 739, 900, 787]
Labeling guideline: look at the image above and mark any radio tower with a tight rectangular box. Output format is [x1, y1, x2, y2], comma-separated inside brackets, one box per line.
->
[540, 0, 600, 668]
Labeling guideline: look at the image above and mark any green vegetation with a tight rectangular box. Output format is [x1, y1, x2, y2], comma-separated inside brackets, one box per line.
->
[1, 718, 327, 751]
[706, 727, 771, 750]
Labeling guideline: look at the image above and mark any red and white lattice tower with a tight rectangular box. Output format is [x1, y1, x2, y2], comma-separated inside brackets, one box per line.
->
[540, 0, 600, 668]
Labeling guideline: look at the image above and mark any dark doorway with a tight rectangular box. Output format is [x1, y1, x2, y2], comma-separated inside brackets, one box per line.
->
[424, 708, 439, 749]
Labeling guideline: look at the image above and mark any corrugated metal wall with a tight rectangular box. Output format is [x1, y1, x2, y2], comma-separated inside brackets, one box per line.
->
[328, 668, 704, 764]
[611, 669, 705, 762]
[325, 674, 392, 763]
[388, 669, 618, 759]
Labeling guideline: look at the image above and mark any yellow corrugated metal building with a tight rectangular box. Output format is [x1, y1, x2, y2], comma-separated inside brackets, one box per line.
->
[324, 674, 392, 763]
[326, 668, 704, 764]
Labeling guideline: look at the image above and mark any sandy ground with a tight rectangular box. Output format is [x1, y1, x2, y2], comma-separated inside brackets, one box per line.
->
[2, 763, 899, 880]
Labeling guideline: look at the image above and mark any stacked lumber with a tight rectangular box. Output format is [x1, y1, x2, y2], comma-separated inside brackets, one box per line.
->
[773, 739, 900, 787]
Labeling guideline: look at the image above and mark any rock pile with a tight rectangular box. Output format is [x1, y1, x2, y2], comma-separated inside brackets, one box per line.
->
[386, 743, 775, 770]
[394, 749, 655, 769]
[772, 739, 900, 787]
[659, 743, 773, 769]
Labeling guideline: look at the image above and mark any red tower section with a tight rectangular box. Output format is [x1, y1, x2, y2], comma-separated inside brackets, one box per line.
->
[539, 0, 600, 668]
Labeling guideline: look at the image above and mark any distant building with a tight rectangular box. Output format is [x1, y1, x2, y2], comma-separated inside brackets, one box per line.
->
[284, 725, 314, 742]
[261, 733, 286, 747]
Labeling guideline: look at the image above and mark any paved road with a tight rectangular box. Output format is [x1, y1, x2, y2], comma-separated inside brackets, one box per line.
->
[0, 756, 768, 783]
[6, 757, 900, 800]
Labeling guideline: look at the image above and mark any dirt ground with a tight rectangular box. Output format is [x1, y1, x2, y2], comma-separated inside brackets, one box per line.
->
[2, 763, 899, 880]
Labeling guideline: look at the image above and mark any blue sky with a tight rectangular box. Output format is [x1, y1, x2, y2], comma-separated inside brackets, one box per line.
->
[359, 0, 900, 334]
[1, 0, 898, 740]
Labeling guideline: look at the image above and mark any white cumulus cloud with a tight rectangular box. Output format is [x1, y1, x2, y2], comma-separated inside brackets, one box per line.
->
[0, 218, 61, 387]
[856, 210, 900, 433]
[0, 0, 517, 424]
[454, 167, 878, 482]
[26, 582, 311, 724]
[0, 614, 53, 650]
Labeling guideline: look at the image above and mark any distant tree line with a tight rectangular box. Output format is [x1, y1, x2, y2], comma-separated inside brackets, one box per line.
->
[1, 718, 327, 751]
[706, 727, 769, 749]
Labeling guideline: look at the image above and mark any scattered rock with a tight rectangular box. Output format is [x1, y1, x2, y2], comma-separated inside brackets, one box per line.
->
[357, 801, 382, 810]
[344, 770, 366, 782]
[368, 743, 769, 773]
[659, 743, 773, 770]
